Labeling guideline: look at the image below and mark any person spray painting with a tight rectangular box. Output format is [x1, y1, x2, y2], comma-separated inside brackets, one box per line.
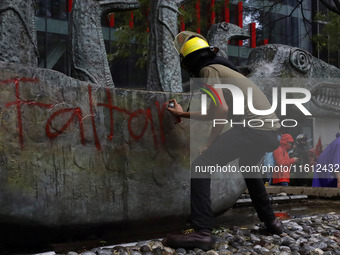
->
[163, 31, 283, 251]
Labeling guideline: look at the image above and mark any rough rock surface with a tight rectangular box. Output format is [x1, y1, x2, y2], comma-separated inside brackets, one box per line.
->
[0, 61, 245, 226]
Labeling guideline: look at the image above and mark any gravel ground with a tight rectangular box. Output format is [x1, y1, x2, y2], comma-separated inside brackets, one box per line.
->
[36, 212, 340, 255]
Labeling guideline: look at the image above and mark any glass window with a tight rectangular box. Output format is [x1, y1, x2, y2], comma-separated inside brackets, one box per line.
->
[50, 0, 68, 20]
[37, 31, 46, 67]
[37, 32, 69, 75]
[108, 42, 148, 89]
[36, 0, 51, 17]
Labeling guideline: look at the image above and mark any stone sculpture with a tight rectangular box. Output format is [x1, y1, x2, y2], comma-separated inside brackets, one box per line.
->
[147, 0, 193, 92]
[247, 44, 340, 118]
[206, 22, 250, 59]
[0, 0, 243, 231]
[70, 0, 140, 87]
[0, 0, 38, 66]
[1, 0, 340, 244]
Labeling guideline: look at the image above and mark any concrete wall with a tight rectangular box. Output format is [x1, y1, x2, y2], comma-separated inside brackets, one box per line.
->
[0, 61, 245, 227]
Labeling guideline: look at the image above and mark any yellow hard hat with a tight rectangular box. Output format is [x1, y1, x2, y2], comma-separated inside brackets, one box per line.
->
[180, 37, 210, 58]
[174, 31, 210, 58]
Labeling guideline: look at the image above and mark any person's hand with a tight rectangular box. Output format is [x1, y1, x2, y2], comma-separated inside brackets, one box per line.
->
[167, 99, 184, 118]
[292, 157, 299, 163]
[199, 146, 208, 155]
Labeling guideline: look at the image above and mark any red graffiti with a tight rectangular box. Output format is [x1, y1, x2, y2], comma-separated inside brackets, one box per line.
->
[128, 108, 158, 146]
[97, 89, 165, 148]
[46, 107, 85, 145]
[2, 78, 53, 149]
[1, 77, 170, 150]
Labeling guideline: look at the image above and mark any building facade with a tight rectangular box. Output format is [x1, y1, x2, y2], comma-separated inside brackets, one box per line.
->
[35, 0, 324, 88]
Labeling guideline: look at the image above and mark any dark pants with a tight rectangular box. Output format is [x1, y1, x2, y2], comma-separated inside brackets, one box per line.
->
[272, 182, 289, 186]
[190, 127, 279, 230]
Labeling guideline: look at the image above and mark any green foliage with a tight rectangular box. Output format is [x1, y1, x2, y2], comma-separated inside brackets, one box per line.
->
[109, 0, 229, 68]
[313, 11, 340, 52]
[100, 240, 107, 246]
[108, 0, 149, 69]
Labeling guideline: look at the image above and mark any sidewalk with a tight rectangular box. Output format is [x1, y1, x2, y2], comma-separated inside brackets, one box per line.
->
[264, 186, 340, 199]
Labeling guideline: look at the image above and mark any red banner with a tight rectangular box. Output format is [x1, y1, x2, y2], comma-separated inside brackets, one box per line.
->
[210, 0, 215, 25]
[129, 11, 134, 29]
[180, 6, 185, 31]
[224, 0, 229, 23]
[237, 2, 243, 46]
[109, 13, 115, 28]
[249, 23, 256, 48]
[237, 2, 243, 28]
[68, 0, 73, 13]
[196, 0, 201, 33]
[315, 137, 323, 158]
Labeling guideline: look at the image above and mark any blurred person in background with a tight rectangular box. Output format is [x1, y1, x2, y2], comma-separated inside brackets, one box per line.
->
[272, 134, 299, 186]
[312, 133, 340, 188]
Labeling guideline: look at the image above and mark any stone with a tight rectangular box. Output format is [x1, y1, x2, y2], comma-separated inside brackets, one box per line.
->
[289, 245, 299, 252]
[217, 250, 232, 255]
[137, 241, 150, 247]
[206, 22, 249, 60]
[148, 240, 164, 250]
[194, 248, 204, 253]
[131, 252, 142, 255]
[163, 247, 175, 255]
[80, 252, 96, 255]
[323, 252, 335, 255]
[0, 0, 38, 66]
[250, 234, 260, 243]
[152, 247, 163, 255]
[243, 242, 253, 246]
[147, 0, 189, 92]
[253, 245, 269, 254]
[220, 233, 234, 240]
[142, 252, 154, 255]
[96, 249, 113, 255]
[176, 248, 187, 254]
[309, 249, 323, 255]
[251, 225, 260, 232]
[273, 235, 282, 245]
[299, 244, 315, 255]
[281, 237, 295, 246]
[313, 242, 328, 250]
[119, 251, 129, 255]
[247, 44, 340, 118]
[279, 246, 291, 252]
[296, 237, 309, 246]
[140, 245, 152, 252]
[70, 0, 139, 87]
[205, 250, 219, 255]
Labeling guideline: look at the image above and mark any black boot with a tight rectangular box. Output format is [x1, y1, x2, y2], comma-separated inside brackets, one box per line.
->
[265, 218, 283, 235]
[162, 229, 213, 251]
